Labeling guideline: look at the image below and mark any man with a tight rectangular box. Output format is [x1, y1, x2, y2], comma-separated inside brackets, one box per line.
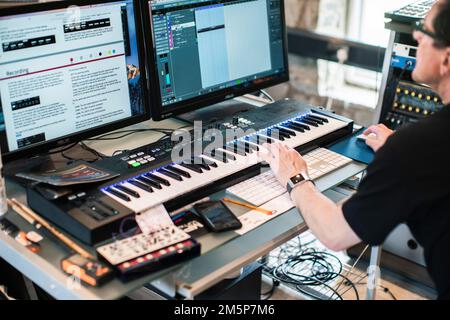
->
[260, 0, 450, 300]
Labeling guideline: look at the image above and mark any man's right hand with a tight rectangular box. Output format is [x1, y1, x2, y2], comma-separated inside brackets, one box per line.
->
[363, 124, 394, 152]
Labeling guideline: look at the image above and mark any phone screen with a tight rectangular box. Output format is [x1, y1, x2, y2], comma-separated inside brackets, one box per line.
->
[195, 201, 241, 231]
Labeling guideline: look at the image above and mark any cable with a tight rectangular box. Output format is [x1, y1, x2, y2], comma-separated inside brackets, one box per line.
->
[260, 235, 362, 300]
[261, 278, 280, 300]
[85, 128, 174, 141]
[259, 89, 275, 103]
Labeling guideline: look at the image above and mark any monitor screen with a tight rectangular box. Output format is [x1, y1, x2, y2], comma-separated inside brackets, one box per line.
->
[0, 0, 149, 162]
[145, 0, 289, 120]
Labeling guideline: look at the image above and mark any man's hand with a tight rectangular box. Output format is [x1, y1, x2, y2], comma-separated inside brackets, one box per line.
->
[363, 124, 394, 152]
[258, 142, 308, 188]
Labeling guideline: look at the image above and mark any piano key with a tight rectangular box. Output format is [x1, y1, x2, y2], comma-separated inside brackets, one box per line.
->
[193, 156, 216, 168]
[128, 179, 153, 193]
[158, 168, 183, 181]
[285, 122, 305, 133]
[298, 118, 319, 127]
[179, 162, 203, 174]
[234, 141, 250, 154]
[145, 173, 171, 186]
[114, 184, 140, 198]
[308, 114, 329, 123]
[266, 129, 285, 141]
[136, 175, 163, 189]
[305, 115, 324, 125]
[276, 126, 296, 137]
[166, 165, 191, 178]
[224, 143, 246, 156]
[243, 140, 259, 152]
[105, 188, 131, 202]
[291, 120, 311, 131]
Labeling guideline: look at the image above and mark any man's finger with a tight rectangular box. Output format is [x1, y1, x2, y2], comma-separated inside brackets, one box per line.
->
[364, 125, 381, 136]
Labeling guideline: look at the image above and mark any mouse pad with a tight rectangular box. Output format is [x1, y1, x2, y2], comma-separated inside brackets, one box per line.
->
[328, 128, 375, 165]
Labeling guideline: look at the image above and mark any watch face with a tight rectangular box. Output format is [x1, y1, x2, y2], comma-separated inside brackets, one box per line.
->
[290, 174, 306, 185]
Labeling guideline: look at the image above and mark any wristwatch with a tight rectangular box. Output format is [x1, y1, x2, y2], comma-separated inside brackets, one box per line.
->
[286, 172, 314, 194]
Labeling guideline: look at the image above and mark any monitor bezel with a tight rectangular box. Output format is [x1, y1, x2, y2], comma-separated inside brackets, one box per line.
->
[142, 0, 290, 121]
[0, 0, 151, 163]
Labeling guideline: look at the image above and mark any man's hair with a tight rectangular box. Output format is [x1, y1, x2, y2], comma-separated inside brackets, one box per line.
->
[433, 0, 450, 47]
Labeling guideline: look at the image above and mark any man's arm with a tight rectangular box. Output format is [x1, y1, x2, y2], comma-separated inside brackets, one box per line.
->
[259, 142, 361, 251]
[289, 182, 360, 251]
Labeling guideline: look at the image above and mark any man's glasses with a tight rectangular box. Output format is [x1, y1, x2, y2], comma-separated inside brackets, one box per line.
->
[414, 19, 450, 46]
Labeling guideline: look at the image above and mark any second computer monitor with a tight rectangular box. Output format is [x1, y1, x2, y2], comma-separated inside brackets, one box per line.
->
[145, 0, 289, 120]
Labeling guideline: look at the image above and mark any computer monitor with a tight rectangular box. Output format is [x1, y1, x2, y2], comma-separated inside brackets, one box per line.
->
[0, 0, 150, 162]
[143, 0, 289, 120]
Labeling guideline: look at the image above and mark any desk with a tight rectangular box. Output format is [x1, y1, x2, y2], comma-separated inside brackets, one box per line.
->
[0, 118, 367, 300]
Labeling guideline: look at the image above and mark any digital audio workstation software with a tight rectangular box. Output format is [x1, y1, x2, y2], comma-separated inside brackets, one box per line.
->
[148, 0, 288, 118]
[0, 0, 147, 158]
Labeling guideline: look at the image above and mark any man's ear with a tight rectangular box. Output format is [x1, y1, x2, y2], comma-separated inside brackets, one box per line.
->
[441, 47, 450, 76]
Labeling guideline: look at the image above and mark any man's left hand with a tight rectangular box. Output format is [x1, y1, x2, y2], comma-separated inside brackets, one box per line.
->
[258, 142, 309, 188]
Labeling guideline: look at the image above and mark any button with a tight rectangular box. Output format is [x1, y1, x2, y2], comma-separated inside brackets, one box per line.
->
[130, 154, 137, 159]
[144, 155, 152, 159]
[68, 195, 77, 201]
[121, 157, 130, 161]
[137, 152, 145, 156]
[137, 257, 144, 263]
[128, 160, 137, 165]
[132, 162, 141, 168]
[145, 254, 153, 260]
[136, 158, 144, 162]
[140, 160, 148, 165]
[77, 192, 86, 198]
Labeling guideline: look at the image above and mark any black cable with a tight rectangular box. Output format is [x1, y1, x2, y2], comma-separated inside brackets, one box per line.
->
[261, 278, 280, 300]
[85, 125, 191, 142]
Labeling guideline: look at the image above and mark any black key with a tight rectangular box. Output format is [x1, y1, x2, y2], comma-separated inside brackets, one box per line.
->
[158, 168, 183, 181]
[266, 129, 286, 141]
[193, 156, 215, 169]
[115, 184, 140, 198]
[292, 121, 311, 131]
[105, 188, 131, 202]
[249, 134, 273, 145]
[137, 175, 163, 189]
[244, 140, 259, 152]
[128, 179, 153, 193]
[308, 114, 329, 123]
[208, 150, 229, 163]
[305, 115, 323, 125]
[285, 122, 305, 133]
[260, 135, 274, 144]
[145, 173, 171, 186]
[276, 126, 296, 137]
[272, 128, 291, 139]
[214, 149, 236, 161]
[298, 118, 319, 127]
[236, 141, 252, 154]
[180, 162, 203, 174]
[224, 143, 246, 156]
[166, 165, 191, 178]
[222, 150, 237, 161]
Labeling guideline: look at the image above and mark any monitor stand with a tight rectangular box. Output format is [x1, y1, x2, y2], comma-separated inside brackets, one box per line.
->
[175, 95, 270, 125]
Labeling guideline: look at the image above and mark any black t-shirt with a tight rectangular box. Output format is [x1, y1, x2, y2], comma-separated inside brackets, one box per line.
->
[343, 106, 450, 300]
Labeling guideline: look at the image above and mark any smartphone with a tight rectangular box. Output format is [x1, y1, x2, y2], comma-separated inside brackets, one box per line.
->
[193, 201, 242, 232]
